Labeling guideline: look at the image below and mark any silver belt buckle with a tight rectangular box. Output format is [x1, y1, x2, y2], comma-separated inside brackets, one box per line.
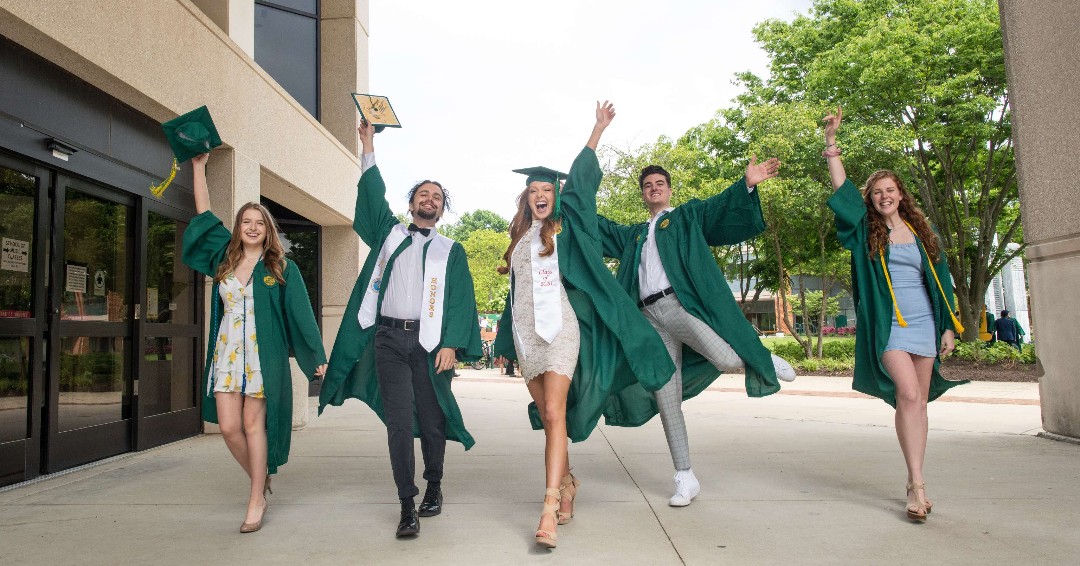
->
[403, 319, 417, 331]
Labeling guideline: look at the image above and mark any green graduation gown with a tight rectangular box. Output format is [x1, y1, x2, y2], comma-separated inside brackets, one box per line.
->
[493, 147, 676, 442]
[318, 165, 481, 449]
[596, 178, 781, 427]
[182, 211, 328, 474]
[828, 180, 967, 406]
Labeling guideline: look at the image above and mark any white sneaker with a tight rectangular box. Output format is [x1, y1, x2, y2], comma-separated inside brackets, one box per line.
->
[669, 469, 700, 507]
[772, 354, 796, 382]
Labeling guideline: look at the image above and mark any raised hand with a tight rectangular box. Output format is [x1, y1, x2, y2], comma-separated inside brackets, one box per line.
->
[587, 100, 616, 150]
[358, 119, 376, 152]
[314, 364, 327, 378]
[745, 155, 781, 187]
[823, 105, 842, 142]
[191, 152, 209, 169]
[595, 100, 616, 130]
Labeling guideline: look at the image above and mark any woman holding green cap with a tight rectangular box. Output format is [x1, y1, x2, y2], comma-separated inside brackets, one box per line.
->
[182, 151, 328, 533]
[494, 102, 674, 548]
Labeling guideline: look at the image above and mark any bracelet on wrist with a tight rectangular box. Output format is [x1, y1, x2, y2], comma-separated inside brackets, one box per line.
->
[822, 147, 842, 158]
[825, 142, 837, 148]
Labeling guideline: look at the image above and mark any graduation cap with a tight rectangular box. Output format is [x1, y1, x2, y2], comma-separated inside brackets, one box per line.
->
[512, 166, 568, 218]
[150, 106, 222, 198]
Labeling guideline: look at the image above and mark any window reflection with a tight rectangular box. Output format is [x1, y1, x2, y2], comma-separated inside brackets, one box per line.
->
[145, 212, 193, 325]
[61, 189, 130, 322]
[58, 336, 129, 431]
[0, 337, 30, 442]
[142, 336, 195, 416]
[0, 167, 35, 318]
[255, 1, 319, 118]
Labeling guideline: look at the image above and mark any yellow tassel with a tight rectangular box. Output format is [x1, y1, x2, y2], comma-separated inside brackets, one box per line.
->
[905, 221, 965, 334]
[149, 158, 179, 198]
[879, 248, 908, 327]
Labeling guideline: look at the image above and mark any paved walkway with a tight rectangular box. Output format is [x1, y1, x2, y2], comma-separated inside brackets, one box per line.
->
[2, 371, 1076, 565]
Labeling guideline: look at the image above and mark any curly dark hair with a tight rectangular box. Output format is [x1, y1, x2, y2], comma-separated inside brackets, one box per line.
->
[638, 165, 671, 190]
[406, 179, 451, 216]
[862, 170, 941, 261]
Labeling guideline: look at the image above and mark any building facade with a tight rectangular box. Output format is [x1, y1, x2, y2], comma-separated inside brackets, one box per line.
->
[0, 0, 370, 487]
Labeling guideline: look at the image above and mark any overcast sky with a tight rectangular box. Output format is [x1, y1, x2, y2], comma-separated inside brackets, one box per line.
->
[365, 0, 813, 222]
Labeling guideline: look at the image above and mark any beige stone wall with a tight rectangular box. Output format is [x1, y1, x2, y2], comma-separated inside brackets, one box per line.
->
[0, 0, 371, 428]
[999, 0, 1080, 439]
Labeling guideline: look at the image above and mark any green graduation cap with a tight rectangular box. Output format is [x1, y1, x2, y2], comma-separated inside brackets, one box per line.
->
[150, 106, 222, 198]
[512, 166, 568, 218]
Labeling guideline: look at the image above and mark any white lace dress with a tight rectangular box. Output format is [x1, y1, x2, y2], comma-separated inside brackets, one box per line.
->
[209, 274, 265, 398]
[511, 221, 579, 383]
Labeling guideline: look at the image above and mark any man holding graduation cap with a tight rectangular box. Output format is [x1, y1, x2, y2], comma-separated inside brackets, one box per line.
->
[320, 121, 482, 538]
[598, 160, 796, 507]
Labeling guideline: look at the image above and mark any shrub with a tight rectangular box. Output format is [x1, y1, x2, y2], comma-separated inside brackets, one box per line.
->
[772, 341, 807, 362]
[822, 339, 856, 360]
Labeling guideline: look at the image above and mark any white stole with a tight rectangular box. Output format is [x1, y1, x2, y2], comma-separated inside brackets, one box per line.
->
[357, 224, 453, 352]
[531, 228, 563, 343]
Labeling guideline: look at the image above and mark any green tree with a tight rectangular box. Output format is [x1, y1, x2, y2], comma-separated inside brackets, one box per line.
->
[461, 229, 511, 314]
[439, 210, 509, 243]
[750, 0, 1017, 339]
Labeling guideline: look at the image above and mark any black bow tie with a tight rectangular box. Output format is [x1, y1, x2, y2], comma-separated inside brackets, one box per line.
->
[407, 223, 431, 237]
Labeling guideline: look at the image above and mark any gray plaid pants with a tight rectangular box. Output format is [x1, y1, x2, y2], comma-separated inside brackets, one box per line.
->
[641, 294, 744, 471]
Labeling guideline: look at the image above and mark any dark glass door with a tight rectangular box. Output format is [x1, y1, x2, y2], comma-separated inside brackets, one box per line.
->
[0, 155, 48, 486]
[46, 177, 135, 471]
[134, 205, 201, 449]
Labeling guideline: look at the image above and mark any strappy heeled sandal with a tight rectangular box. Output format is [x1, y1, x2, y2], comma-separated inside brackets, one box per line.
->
[264, 474, 273, 496]
[240, 497, 268, 533]
[557, 472, 580, 525]
[535, 487, 561, 548]
[906, 481, 927, 522]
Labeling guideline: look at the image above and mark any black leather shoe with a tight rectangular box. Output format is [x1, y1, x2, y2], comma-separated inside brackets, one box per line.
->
[396, 501, 419, 537]
[418, 484, 443, 517]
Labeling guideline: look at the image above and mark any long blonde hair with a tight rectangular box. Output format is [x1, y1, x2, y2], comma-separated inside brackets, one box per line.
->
[498, 188, 561, 275]
[214, 202, 287, 284]
[862, 170, 941, 261]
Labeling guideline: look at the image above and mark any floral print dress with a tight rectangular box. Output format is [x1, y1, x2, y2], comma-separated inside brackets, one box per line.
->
[210, 274, 264, 398]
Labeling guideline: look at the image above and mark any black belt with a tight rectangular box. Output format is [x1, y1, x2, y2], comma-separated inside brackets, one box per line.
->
[379, 316, 420, 331]
[638, 287, 675, 308]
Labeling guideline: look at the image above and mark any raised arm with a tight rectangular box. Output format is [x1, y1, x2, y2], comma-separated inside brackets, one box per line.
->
[352, 120, 398, 245]
[192, 153, 210, 214]
[586, 100, 615, 150]
[823, 105, 847, 190]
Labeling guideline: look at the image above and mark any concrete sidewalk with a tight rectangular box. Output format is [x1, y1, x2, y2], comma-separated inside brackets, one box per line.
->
[2, 371, 1076, 565]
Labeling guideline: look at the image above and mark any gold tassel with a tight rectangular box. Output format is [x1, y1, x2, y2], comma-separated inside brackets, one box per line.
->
[149, 158, 179, 198]
[905, 221, 965, 334]
[879, 248, 908, 327]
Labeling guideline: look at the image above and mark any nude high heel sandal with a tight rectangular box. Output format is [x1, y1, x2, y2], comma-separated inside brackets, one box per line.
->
[535, 488, 561, 548]
[557, 472, 580, 525]
[906, 481, 927, 522]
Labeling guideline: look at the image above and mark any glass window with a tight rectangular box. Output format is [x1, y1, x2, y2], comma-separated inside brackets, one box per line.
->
[0, 167, 36, 318]
[145, 213, 194, 325]
[61, 188, 130, 322]
[141, 336, 195, 416]
[260, 0, 317, 15]
[262, 197, 320, 319]
[0, 337, 30, 442]
[255, 2, 319, 118]
[58, 336, 129, 431]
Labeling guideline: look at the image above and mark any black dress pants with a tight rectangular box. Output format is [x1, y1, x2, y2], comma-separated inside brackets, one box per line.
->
[374, 325, 447, 499]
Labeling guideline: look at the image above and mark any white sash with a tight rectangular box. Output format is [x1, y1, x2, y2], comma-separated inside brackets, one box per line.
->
[356, 224, 453, 353]
[358, 224, 409, 329]
[420, 235, 453, 352]
[531, 229, 563, 343]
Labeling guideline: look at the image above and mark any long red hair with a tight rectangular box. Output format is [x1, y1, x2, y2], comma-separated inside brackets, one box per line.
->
[498, 188, 561, 275]
[862, 170, 941, 261]
[214, 202, 287, 284]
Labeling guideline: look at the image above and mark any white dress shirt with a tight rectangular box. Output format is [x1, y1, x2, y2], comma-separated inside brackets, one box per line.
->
[361, 152, 432, 320]
[638, 206, 675, 300]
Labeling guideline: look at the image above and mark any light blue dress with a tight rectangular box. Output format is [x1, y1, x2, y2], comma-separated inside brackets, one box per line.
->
[884, 243, 937, 358]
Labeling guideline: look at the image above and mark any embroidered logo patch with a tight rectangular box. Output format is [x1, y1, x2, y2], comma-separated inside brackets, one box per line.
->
[263, 275, 276, 286]
[659, 218, 670, 229]
[371, 277, 381, 292]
